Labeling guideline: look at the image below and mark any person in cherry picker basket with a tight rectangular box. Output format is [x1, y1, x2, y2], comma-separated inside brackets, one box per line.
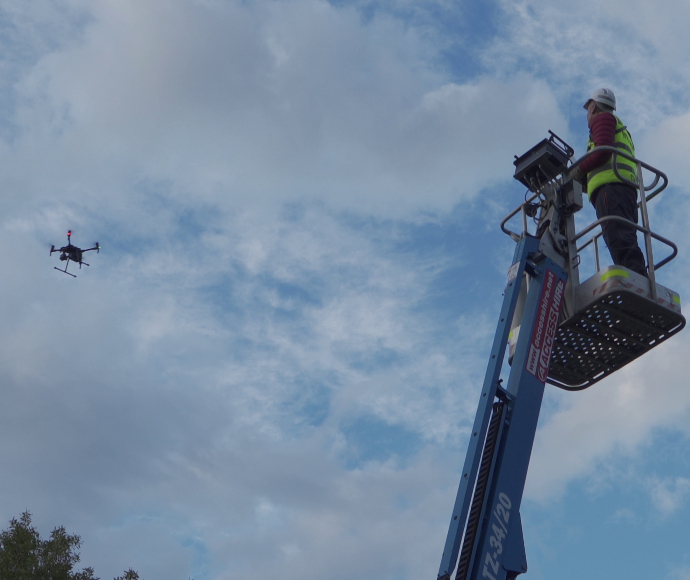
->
[570, 88, 647, 277]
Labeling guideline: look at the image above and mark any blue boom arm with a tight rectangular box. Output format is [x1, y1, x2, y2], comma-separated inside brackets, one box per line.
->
[438, 236, 567, 580]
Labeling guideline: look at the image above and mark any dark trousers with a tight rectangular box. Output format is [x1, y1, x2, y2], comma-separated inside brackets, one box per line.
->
[592, 182, 646, 276]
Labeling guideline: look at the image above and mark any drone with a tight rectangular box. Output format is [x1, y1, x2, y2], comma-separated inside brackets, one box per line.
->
[50, 230, 99, 277]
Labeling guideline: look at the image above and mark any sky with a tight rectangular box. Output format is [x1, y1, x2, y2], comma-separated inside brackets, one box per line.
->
[1, 0, 690, 579]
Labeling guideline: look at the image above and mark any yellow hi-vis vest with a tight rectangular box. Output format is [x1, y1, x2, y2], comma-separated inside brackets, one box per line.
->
[586, 115, 637, 200]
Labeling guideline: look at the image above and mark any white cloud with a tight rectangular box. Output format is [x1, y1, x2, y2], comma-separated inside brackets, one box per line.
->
[608, 507, 636, 523]
[1, 0, 569, 219]
[0, 195, 492, 577]
[640, 108, 690, 187]
[648, 476, 690, 518]
[485, 0, 690, 132]
[526, 333, 690, 503]
[670, 566, 690, 580]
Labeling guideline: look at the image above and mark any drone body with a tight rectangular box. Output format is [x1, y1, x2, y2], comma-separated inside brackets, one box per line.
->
[50, 230, 99, 277]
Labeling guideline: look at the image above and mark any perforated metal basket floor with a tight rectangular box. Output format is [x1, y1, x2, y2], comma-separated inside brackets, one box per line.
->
[548, 273, 685, 390]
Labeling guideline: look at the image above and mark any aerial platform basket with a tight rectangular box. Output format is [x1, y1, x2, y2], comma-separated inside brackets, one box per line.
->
[548, 266, 685, 390]
[503, 139, 685, 391]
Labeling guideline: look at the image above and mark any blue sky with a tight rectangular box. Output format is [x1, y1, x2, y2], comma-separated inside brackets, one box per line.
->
[1, 0, 690, 579]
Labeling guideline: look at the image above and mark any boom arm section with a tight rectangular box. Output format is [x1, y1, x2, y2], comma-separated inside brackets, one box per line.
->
[438, 236, 567, 580]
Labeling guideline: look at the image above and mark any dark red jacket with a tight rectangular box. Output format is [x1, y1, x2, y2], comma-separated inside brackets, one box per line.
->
[579, 111, 616, 174]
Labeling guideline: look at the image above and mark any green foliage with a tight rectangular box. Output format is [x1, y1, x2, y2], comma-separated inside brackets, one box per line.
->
[0, 512, 41, 580]
[113, 566, 142, 578]
[0, 512, 140, 580]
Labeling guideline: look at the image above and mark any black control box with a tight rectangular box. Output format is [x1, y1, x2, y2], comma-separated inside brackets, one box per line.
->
[514, 131, 574, 191]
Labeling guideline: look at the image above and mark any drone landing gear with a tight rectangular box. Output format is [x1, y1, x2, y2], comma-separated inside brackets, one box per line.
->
[54, 260, 88, 278]
[54, 266, 77, 278]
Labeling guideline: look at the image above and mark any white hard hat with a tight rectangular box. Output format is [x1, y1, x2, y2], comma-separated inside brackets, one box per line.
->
[583, 88, 616, 110]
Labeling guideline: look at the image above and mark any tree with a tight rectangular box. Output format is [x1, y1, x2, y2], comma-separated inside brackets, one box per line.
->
[0, 512, 140, 580]
[0, 512, 42, 580]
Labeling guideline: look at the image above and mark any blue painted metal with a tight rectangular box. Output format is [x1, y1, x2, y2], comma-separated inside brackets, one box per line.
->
[438, 236, 567, 580]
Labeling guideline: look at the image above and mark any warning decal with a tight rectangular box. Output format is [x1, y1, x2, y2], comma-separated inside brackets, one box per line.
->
[525, 269, 565, 383]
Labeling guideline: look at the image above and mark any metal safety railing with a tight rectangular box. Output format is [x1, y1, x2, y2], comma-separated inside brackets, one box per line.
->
[571, 146, 673, 301]
[501, 146, 676, 302]
[500, 189, 541, 243]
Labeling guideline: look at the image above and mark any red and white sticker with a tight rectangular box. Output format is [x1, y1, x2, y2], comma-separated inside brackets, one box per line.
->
[525, 269, 565, 383]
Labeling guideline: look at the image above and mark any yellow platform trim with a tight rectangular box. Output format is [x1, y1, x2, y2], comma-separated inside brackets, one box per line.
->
[600, 268, 630, 282]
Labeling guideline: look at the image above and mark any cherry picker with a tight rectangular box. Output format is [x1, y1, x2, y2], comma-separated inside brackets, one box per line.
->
[437, 132, 685, 580]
